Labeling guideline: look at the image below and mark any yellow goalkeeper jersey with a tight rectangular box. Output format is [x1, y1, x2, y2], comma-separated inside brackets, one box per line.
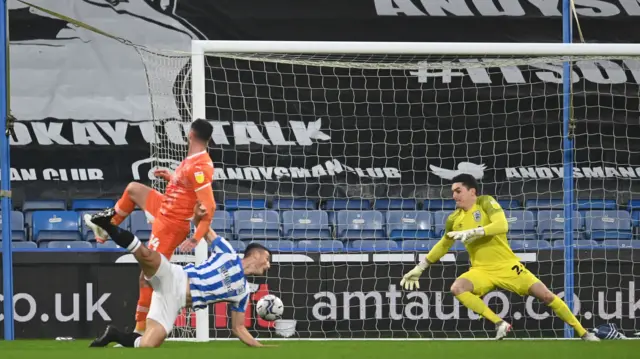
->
[443, 195, 519, 268]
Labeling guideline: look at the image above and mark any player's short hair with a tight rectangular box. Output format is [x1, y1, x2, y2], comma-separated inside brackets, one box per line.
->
[245, 242, 272, 261]
[451, 173, 480, 194]
[190, 119, 213, 143]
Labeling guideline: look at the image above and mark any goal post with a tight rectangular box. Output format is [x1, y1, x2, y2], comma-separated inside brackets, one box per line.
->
[183, 40, 640, 340]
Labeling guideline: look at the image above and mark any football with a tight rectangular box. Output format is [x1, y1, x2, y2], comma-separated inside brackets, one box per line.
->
[256, 294, 284, 321]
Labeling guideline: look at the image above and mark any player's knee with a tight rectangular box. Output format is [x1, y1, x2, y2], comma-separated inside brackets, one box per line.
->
[450, 280, 471, 296]
[529, 282, 555, 304]
[139, 335, 162, 348]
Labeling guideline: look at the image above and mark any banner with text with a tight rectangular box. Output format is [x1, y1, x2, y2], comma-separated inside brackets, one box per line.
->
[8, 0, 640, 203]
[1, 251, 639, 339]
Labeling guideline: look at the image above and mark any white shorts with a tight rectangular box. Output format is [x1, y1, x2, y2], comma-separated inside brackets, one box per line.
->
[146, 255, 188, 335]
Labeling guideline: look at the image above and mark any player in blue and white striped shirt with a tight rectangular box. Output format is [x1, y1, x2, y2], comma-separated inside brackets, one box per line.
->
[87, 205, 272, 349]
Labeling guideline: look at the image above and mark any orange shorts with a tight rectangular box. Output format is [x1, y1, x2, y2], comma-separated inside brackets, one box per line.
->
[144, 190, 191, 259]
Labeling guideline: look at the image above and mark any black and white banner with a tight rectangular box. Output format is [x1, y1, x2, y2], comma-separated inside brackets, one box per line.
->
[8, 0, 640, 203]
[1, 251, 639, 339]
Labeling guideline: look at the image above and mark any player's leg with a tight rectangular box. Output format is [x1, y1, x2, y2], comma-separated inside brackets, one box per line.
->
[451, 269, 509, 338]
[527, 280, 598, 341]
[86, 208, 162, 278]
[112, 182, 155, 225]
[135, 220, 190, 334]
[494, 262, 598, 341]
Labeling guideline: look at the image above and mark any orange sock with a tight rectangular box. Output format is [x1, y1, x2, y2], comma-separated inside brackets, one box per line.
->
[135, 286, 153, 333]
[112, 190, 136, 226]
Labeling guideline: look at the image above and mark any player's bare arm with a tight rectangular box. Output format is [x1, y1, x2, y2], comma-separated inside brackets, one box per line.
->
[230, 310, 264, 347]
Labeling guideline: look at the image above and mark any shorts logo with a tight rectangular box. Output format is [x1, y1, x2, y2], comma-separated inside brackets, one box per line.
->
[473, 210, 481, 222]
[194, 171, 205, 184]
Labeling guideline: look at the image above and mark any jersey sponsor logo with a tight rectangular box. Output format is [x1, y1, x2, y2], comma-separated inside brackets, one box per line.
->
[194, 171, 205, 184]
[430, 161, 486, 180]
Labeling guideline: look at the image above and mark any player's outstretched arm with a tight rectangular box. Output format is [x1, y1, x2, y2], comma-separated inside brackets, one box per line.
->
[230, 311, 264, 347]
[478, 195, 508, 236]
[401, 217, 455, 290]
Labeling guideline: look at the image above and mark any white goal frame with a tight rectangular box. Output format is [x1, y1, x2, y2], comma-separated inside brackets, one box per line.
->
[189, 40, 640, 342]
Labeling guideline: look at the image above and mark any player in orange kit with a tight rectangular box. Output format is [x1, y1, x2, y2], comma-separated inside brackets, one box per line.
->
[84, 118, 216, 335]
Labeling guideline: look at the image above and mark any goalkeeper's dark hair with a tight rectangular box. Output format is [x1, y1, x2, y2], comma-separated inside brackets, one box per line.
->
[451, 173, 480, 194]
[191, 119, 213, 143]
[245, 242, 272, 261]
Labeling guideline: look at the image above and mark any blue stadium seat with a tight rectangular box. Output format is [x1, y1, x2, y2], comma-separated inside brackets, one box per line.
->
[282, 210, 331, 240]
[249, 239, 294, 252]
[336, 210, 385, 240]
[536, 210, 582, 241]
[323, 199, 371, 211]
[234, 210, 280, 241]
[211, 211, 234, 240]
[576, 199, 617, 210]
[23, 200, 67, 233]
[629, 199, 640, 211]
[96, 241, 120, 249]
[32, 211, 81, 243]
[349, 240, 398, 252]
[23, 200, 66, 212]
[80, 210, 131, 241]
[505, 210, 537, 240]
[272, 198, 316, 210]
[510, 240, 552, 251]
[433, 210, 454, 238]
[224, 199, 267, 211]
[601, 240, 640, 249]
[450, 241, 467, 251]
[0, 241, 37, 249]
[47, 241, 93, 249]
[632, 210, 640, 227]
[71, 199, 116, 211]
[11, 241, 37, 249]
[552, 239, 598, 249]
[423, 199, 456, 211]
[297, 240, 344, 252]
[130, 210, 152, 242]
[0, 211, 26, 241]
[524, 199, 564, 210]
[584, 210, 632, 240]
[401, 240, 432, 251]
[497, 199, 521, 209]
[386, 211, 433, 240]
[228, 240, 246, 253]
[374, 199, 417, 211]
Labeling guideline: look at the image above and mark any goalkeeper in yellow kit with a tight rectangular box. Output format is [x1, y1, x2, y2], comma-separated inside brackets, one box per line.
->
[401, 174, 599, 341]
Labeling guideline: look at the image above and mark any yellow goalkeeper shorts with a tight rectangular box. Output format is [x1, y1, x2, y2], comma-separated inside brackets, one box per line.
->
[457, 262, 541, 297]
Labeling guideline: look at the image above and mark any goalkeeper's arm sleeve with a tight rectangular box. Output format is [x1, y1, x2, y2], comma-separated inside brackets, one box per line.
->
[425, 236, 456, 264]
[482, 211, 509, 236]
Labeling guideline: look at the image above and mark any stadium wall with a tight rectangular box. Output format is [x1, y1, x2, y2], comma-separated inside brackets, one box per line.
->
[1, 251, 639, 339]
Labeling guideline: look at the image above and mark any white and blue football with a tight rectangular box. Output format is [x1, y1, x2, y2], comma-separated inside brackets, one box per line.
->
[256, 294, 284, 321]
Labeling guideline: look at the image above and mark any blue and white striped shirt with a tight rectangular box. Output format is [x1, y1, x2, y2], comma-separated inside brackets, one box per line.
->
[183, 236, 249, 312]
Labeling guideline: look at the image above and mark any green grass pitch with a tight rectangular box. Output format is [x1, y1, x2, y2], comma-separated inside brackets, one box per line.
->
[1, 340, 639, 359]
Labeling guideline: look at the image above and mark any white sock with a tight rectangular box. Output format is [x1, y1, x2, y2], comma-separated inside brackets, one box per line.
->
[127, 236, 141, 253]
[134, 336, 142, 348]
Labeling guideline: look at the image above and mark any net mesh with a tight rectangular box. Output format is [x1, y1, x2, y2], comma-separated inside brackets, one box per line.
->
[141, 46, 640, 339]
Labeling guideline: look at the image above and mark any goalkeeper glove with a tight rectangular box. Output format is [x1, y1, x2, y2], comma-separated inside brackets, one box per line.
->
[447, 227, 485, 244]
[400, 260, 430, 290]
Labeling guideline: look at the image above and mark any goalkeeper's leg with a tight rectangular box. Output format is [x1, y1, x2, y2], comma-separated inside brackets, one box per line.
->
[527, 282, 598, 341]
[451, 272, 511, 339]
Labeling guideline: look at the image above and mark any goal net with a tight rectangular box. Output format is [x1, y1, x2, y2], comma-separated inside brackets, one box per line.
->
[144, 41, 640, 340]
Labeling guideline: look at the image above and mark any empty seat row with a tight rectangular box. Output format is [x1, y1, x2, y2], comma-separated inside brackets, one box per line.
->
[5, 238, 639, 252]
